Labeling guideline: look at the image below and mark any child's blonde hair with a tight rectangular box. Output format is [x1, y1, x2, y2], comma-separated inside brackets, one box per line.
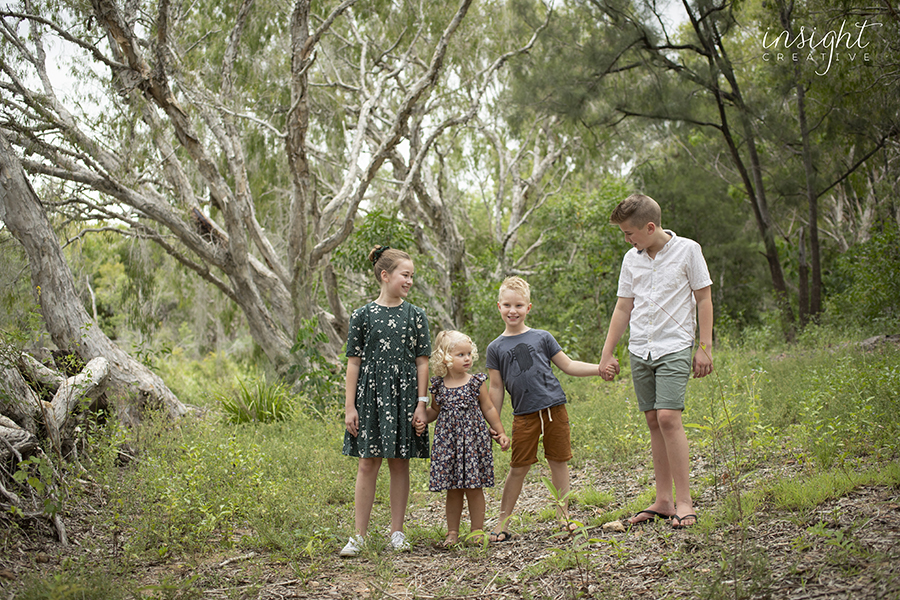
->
[498, 276, 531, 302]
[430, 330, 478, 378]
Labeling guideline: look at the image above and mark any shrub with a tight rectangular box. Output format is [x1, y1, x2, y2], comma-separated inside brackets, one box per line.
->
[217, 377, 293, 424]
[825, 223, 900, 332]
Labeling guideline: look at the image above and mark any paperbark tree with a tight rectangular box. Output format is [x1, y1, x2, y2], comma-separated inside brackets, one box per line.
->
[0, 0, 480, 367]
[2, 0, 573, 366]
[0, 130, 189, 420]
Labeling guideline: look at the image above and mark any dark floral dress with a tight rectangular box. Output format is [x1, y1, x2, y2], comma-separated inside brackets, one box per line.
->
[429, 373, 495, 491]
[342, 301, 431, 459]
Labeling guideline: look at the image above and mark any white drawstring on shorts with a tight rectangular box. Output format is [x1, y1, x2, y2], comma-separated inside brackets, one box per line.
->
[540, 407, 553, 436]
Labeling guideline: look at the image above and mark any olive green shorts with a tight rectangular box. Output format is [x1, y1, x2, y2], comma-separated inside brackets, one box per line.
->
[630, 347, 692, 412]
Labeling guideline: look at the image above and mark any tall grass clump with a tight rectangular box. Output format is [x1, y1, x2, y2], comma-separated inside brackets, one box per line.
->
[216, 377, 293, 424]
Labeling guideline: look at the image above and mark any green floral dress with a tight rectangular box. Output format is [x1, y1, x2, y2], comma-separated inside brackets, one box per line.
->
[343, 301, 431, 459]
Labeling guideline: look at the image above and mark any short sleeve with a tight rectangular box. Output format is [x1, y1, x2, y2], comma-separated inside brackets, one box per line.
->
[485, 342, 499, 371]
[471, 372, 488, 390]
[414, 306, 431, 357]
[617, 252, 636, 298]
[541, 331, 563, 359]
[687, 244, 713, 290]
[346, 306, 367, 358]
[429, 376, 442, 397]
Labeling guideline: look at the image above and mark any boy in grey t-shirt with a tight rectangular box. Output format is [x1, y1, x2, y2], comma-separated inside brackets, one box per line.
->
[485, 276, 603, 542]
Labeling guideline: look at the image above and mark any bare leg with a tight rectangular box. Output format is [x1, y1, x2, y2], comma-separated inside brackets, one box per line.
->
[387, 458, 410, 534]
[355, 457, 383, 535]
[491, 465, 530, 537]
[657, 409, 694, 524]
[445, 489, 464, 544]
[466, 488, 486, 541]
[548, 459, 572, 523]
[627, 409, 679, 524]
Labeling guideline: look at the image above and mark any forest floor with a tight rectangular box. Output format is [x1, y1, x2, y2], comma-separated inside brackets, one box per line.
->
[3, 448, 899, 600]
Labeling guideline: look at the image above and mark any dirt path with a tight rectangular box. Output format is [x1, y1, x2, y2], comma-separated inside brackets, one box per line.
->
[3, 458, 899, 599]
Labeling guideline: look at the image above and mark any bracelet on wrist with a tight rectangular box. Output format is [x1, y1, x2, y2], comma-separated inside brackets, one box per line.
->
[417, 396, 428, 404]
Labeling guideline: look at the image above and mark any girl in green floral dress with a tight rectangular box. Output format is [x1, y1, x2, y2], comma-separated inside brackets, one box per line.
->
[340, 245, 431, 557]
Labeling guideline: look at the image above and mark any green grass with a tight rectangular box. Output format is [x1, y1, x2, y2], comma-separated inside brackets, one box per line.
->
[10, 327, 900, 598]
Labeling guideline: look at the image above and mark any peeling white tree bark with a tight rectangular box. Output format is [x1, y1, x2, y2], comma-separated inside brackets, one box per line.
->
[0, 131, 191, 422]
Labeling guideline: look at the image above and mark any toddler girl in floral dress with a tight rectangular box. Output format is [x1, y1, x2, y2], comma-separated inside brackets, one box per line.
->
[420, 330, 509, 546]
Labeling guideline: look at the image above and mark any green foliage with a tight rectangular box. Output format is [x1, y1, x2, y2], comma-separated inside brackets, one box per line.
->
[824, 223, 900, 332]
[11, 454, 61, 518]
[216, 377, 292, 424]
[567, 375, 647, 463]
[288, 319, 344, 417]
[156, 350, 245, 408]
[15, 571, 127, 600]
[0, 234, 44, 341]
[102, 414, 268, 554]
[85, 394, 354, 561]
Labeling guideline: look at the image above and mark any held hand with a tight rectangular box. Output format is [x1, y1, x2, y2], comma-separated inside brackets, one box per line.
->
[345, 407, 359, 437]
[488, 427, 501, 442]
[413, 403, 428, 436]
[693, 345, 713, 378]
[496, 433, 511, 451]
[599, 356, 620, 382]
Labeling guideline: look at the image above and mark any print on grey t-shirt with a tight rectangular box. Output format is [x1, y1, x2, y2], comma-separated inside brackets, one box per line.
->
[486, 329, 567, 416]
[513, 343, 534, 373]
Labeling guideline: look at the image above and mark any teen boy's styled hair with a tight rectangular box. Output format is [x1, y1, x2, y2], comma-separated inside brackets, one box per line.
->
[368, 245, 412, 284]
[430, 330, 478, 378]
[498, 276, 531, 302]
[609, 194, 662, 228]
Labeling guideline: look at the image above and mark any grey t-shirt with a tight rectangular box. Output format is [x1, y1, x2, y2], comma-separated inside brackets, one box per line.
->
[485, 328, 566, 416]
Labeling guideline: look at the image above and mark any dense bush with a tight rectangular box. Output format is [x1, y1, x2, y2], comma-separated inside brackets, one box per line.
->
[824, 223, 900, 333]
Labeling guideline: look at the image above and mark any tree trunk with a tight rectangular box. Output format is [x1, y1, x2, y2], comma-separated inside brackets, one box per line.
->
[799, 226, 809, 327]
[777, 0, 822, 318]
[0, 415, 38, 463]
[701, 16, 796, 338]
[0, 132, 190, 422]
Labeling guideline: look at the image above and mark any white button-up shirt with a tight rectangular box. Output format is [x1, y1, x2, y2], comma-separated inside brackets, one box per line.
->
[617, 231, 712, 360]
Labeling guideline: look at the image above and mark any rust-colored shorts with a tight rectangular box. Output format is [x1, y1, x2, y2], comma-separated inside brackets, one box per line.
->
[509, 404, 573, 468]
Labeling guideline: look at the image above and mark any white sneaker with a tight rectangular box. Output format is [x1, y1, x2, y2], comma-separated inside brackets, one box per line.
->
[339, 535, 364, 557]
[389, 530, 410, 552]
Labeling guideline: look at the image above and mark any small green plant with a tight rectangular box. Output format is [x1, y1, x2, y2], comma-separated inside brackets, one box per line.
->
[217, 377, 292, 424]
[803, 521, 868, 574]
[11, 454, 61, 518]
[542, 477, 602, 598]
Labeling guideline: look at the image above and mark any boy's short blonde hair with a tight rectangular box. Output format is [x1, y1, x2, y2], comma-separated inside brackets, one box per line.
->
[610, 193, 662, 228]
[498, 276, 531, 302]
[430, 330, 478, 378]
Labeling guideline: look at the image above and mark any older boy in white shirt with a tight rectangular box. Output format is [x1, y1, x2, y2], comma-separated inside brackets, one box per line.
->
[600, 193, 714, 529]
